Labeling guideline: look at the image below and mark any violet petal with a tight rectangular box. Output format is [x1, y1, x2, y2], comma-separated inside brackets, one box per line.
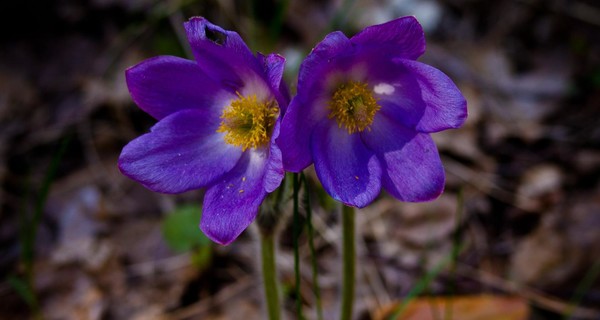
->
[362, 113, 445, 202]
[312, 121, 382, 208]
[264, 121, 285, 193]
[257, 52, 289, 111]
[279, 32, 352, 172]
[184, 17, 264, 91]
[299, 31, 353, 93]
[125, 55, 226, 120]
[278, 95, 328, 172]
[390, 59, 467, 132]
[118, 109, 242, 194]
[201, 151, 269, 245]
[350, 16, 426, 60]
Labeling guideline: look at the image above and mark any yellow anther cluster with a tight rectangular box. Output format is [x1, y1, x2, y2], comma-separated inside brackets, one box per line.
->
[217, 94, 279, 151]
[328, 81, 381, 134]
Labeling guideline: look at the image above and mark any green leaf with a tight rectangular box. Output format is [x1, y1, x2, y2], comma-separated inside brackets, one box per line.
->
[7, 275, 36, 308]
[190, 245, 213, 271]
[162, 205, 210, 253]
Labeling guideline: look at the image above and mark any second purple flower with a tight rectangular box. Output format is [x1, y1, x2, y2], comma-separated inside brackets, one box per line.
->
[278, 16, 467, 207]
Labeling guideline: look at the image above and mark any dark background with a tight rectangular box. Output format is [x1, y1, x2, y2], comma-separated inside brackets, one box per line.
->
[1, 0, 599, 319]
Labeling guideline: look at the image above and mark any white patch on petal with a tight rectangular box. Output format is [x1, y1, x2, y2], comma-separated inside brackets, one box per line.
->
[239, 73, 272, 102]
[248, 148, 269, 172]
[374, 83, 395, 95]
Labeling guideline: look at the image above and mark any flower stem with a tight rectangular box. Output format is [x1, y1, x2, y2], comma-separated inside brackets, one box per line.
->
[260, 231, 281, 320]
[292, 173, 305, 318]
[302, 174, 324, 320]
[340, 205, 356, 320]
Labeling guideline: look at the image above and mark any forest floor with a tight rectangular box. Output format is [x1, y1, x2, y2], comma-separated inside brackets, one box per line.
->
[1, 0, 600, 319]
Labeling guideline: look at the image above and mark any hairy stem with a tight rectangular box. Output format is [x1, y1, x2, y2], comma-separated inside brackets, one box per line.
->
[340, 205, 356, 320]
[302, 174, 324, 320]
[260, 232, 281, 320]
[292, 173, 304, 318]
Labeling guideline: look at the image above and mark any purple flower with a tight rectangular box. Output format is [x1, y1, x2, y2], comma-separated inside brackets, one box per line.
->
[278, 16, 467, 207]
[119, 17, 288, 245]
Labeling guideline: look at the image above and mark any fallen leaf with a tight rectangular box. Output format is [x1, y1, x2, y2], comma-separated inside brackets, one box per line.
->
[375, 295, 529, 320]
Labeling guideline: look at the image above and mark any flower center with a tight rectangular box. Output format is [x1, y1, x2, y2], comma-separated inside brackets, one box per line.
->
[328, 81, 381, 134]
[217, 94, 279, 151]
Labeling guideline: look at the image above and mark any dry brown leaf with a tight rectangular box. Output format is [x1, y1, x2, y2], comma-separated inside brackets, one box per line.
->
[515, 164, 563, 212]
[375, 295, 529, 320]
[511, 198, 600, 286]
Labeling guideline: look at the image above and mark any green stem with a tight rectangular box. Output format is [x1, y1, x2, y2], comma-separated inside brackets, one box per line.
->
[260, 232, 281, 320]
[292, 173, 304, 318]
[563, 258, 600, 319]
[340, 205, 356, 320]
[445, 188, 464, 320]
[302, 174, 324, 320]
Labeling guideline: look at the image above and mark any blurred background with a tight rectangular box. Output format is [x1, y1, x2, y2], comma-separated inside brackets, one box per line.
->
[1, 0, 599, 319]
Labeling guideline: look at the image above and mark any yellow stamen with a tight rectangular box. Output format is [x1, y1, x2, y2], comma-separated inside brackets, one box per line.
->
[217, 94, 279, 151]
[328, 81, 381, 134]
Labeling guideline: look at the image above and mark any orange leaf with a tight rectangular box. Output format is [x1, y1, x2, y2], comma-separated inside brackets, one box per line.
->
[375, 294, 529, 320]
